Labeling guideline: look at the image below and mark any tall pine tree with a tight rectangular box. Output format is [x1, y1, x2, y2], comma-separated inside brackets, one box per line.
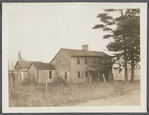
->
[18, 51, 23, 61]
[93, 9, 140, 82]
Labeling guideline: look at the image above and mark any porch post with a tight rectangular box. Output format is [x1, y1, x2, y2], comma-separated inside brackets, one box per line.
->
[21, 72, 23, 80]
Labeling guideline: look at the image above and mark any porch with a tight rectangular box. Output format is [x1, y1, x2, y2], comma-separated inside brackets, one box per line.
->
[86, 65, 113, 82]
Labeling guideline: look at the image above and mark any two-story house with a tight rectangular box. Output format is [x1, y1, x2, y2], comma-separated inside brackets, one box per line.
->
[50, 45, 113, 83]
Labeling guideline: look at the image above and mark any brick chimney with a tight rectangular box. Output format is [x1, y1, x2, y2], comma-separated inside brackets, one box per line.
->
[82, 44, 88, 51]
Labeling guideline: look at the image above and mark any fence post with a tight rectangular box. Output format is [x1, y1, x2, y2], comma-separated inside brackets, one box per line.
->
[103, 74, 106, 84]
[46, 80, 47, 90]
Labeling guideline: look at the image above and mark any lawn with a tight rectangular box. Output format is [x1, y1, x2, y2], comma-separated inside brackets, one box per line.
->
[9, 80, 140, 107]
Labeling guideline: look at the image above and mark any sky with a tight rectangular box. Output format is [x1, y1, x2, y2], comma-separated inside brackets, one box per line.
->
[5, 3, 121, 63]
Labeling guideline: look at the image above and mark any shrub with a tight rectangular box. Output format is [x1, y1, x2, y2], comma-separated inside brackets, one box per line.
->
[21, 72, 37, 85]
[50, 76, 67, 86]
[21, 77, 36, 85]
[9, 71, 15, 82]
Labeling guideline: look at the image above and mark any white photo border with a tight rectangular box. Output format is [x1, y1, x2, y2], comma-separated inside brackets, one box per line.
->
[2, 2, 147, 113]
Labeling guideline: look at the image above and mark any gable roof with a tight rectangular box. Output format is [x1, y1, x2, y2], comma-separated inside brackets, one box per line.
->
[49, 48, 110, 64]
[31, 62, 55, 70]
[61, 48, 109, 57]
[14, 60, 43, 69]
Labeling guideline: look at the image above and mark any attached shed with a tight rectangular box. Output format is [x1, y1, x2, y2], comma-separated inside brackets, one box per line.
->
[14, 60, 32, 81]
[28, 62, 56, 84]
[14, 60, 43, 82]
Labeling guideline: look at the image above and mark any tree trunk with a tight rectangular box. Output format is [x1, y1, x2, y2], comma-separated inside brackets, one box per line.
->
[124, 34, 128, 82]
[130, 48, 134, 82]
[121, 9, 128, 82]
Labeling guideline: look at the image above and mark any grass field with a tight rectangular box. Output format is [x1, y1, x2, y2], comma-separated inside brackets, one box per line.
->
[9, 80, 140, 107]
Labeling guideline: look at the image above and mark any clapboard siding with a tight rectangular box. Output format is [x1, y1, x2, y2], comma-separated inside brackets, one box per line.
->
[28, 64, 56, 83]
[28, 64, 38, 82]
[14, 62, 22, 70]
[22, 68, 28, 72]
[70, 57, 110, 82]
[38, 70, 55, 83]
[50, 49, 71, 73]
[50, 49, 112, 83]
[70, 57, 88, 83]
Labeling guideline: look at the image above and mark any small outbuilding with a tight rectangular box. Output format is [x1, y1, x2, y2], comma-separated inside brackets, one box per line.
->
[28, 62, 56, 84]
[14, 60, 42, 82]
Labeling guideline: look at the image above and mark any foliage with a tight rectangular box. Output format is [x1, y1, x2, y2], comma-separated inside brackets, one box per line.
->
[18, 51, 23, 61]
[93, 9, 140, 82]
[21, 73, 37, 85]
[9, 80, 140, 107]
[50, 76, 67, 86]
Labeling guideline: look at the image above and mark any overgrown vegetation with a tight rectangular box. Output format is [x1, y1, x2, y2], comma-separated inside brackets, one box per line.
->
[9, 76, 140, 107]
[50, 76, 67, 86]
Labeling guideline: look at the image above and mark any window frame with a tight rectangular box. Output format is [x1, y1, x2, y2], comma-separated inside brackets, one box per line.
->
[59, 58, 62, 64]
[49, 71, 52, 79]
[78, 71, 80, 78]
[77, 57, 80, 64]
[86, 71, 88, 77]
[65, 72, 67, 79]
[85, 58, 87, 64]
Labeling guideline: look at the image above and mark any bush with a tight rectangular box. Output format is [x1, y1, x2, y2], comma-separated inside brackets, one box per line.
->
[50, 76, 67, 86]
[21, 77, 37, 85]
[9, 71, 15, 82]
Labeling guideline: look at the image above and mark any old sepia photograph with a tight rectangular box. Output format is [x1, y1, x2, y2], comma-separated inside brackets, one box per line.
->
[2, 3, 147, 113]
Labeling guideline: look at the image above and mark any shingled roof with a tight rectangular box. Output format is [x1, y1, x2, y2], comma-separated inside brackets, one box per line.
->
[31, 62, 55, 70]
[15, 60, 43, 68]
[61, 48, 109, 57]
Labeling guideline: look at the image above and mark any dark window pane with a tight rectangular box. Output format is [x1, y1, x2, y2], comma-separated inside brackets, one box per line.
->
[78, 71, 80, 78]
[85, 58, 87, 64]
[65, 72, 67, 79]
[49, 71, 52, 78]
[86, 71, 88, 77]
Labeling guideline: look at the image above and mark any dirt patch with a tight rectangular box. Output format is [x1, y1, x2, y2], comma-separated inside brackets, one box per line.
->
[77, 90, 140, 106]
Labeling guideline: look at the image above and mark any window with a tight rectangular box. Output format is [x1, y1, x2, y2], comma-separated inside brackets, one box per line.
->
[65, 72, 67, 79]
[77, 57, 80, 64]
[59, 58, 62, 64]
[78, 71, 80, 78]
[49, 71, 52, 78]
[86, 71, 88, 77]
[85, 58, 87, 64]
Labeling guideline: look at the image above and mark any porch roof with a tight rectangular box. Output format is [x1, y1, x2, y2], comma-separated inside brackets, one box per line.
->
[88, 65, 111, 71]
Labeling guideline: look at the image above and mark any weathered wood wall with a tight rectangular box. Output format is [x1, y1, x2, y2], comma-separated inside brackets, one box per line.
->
[70, 57, 106, 83]
[28, 64, 38, 82]
[50, 49, 71, 80]
[14, 63, 22, 70]
[38, 70, 55, 84]
[21, 68, 28, 72]
[50, 49, 112, 83]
